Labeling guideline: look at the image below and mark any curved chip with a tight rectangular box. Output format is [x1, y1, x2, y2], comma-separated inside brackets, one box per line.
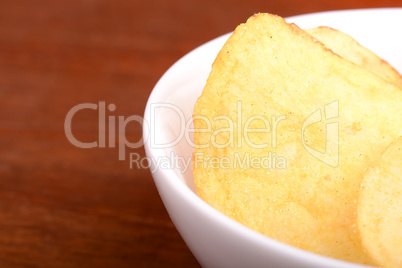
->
[358, 137, 402, 268]
[193, 13, 402, 265]
[306, 26, 402, 89]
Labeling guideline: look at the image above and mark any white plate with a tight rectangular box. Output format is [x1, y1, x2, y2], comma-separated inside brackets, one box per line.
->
[144, 8, 401, 268]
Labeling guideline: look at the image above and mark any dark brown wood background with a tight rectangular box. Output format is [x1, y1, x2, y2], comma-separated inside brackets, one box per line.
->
[0, 0, 400, 267]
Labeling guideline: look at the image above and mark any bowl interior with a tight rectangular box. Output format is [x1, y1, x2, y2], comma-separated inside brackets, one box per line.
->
[145, 32, 230, 192]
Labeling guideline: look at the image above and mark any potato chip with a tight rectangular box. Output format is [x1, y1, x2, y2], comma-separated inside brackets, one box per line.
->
[193, 13, 402, 265]
[358, 137, 402, 268]
[307, 26, 402, 88]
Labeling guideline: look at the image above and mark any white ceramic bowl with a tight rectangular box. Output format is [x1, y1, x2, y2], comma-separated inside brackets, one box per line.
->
[143, 8, 402, 268]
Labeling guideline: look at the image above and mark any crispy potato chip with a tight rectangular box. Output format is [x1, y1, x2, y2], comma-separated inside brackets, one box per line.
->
[193, 13, 402, 265]
[358, 137, 402, 268]
[307, 26, 402, 88]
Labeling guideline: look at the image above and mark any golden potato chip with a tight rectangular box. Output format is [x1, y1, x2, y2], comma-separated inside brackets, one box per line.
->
[307, 26, 402, 88]
[193, 13, 402, 265]
[358, 137, 402, 268]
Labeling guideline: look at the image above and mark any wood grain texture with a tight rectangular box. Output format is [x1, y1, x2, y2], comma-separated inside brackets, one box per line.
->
[0, 0, 400, 267]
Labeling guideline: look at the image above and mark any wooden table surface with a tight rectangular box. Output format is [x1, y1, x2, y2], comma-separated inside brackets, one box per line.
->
[0, 0, 400, 267]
